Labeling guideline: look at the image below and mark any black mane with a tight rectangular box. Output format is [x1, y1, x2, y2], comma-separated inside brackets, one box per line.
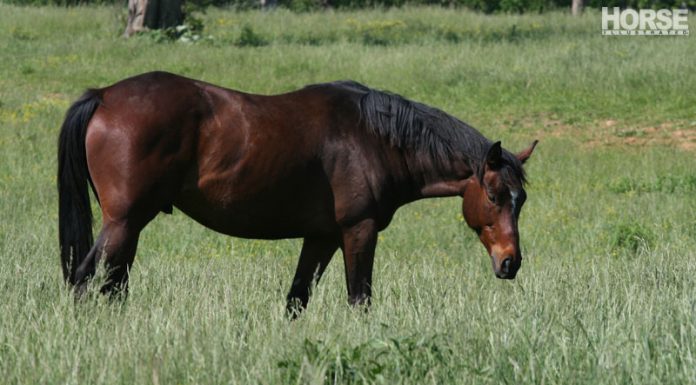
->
[345, 82, 526, 185]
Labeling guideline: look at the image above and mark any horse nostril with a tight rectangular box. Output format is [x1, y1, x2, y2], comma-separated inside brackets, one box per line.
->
[501, 257, 512, 274]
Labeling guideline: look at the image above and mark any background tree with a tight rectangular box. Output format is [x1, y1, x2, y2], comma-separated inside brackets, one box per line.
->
[125, 0, 184, 37]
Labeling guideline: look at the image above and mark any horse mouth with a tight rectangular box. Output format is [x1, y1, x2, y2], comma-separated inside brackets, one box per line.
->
[495, 270, 517, 280]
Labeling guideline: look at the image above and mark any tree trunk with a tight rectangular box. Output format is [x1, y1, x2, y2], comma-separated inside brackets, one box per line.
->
[124, 0, 183, 37]
[571, 0, 583, 16]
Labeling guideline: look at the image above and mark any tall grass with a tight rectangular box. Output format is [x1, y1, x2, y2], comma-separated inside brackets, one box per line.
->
[0, 4, 695, 384]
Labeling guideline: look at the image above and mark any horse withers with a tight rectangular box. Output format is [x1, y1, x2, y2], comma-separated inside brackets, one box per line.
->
[58, 72, 537, 313]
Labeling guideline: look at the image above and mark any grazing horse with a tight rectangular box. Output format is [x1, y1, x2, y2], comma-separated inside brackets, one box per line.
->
[58, 71, 537, 313]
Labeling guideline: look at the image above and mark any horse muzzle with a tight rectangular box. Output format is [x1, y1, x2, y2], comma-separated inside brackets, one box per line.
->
[493, 255, 520, 279]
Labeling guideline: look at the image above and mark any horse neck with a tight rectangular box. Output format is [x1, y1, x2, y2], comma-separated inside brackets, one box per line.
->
[386, 147, 477, 202]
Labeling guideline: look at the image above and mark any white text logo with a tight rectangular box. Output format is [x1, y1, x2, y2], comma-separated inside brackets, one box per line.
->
[602, 7, 689, 36]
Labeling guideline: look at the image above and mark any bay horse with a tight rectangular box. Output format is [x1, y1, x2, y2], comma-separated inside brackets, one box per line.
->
[58, 71, 537, 313]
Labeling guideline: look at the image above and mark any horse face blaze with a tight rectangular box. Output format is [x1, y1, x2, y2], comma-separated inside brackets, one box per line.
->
[462, 170, 525, 279]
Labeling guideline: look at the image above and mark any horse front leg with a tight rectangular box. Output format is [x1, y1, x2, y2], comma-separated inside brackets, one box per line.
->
[286, 236, 339, 317]
[340, 219, 378, 307]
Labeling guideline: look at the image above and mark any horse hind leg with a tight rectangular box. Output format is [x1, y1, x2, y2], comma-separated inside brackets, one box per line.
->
[80, 124, 187, 296]
[73, 218, 147, 297]
[73, 179, 165, 297]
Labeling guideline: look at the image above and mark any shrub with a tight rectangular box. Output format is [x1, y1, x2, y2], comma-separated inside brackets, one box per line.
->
[609, 222, 655, 255]
[236, 25, 268, 47]
[277, 335, 452, 384]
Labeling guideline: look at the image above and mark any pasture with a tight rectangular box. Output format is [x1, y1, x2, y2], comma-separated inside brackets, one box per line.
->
[1, 4, 695, 384]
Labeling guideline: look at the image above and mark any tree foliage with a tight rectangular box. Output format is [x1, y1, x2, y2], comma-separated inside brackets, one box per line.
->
[2, 0, 693, 13]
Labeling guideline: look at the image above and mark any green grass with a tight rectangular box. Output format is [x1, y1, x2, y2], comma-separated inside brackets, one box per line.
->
[1, 4, 695, 384]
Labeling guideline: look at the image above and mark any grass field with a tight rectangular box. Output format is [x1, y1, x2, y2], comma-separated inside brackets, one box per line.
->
[1, 4, 696, 384]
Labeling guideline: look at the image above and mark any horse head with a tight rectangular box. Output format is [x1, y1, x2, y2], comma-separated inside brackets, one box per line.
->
[462, 140, 538, 279]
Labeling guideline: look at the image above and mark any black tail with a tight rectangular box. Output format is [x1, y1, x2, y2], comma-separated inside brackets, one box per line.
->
[58, 89, 102, 285]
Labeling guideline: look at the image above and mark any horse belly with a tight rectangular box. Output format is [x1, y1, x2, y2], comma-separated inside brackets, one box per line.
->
[173, 174, 338, 240]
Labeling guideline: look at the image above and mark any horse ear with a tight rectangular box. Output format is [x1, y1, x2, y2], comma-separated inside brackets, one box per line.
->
[485, 141, 503, 168]
[479, 141, 502, 184]
[516, 140, 539, 164]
